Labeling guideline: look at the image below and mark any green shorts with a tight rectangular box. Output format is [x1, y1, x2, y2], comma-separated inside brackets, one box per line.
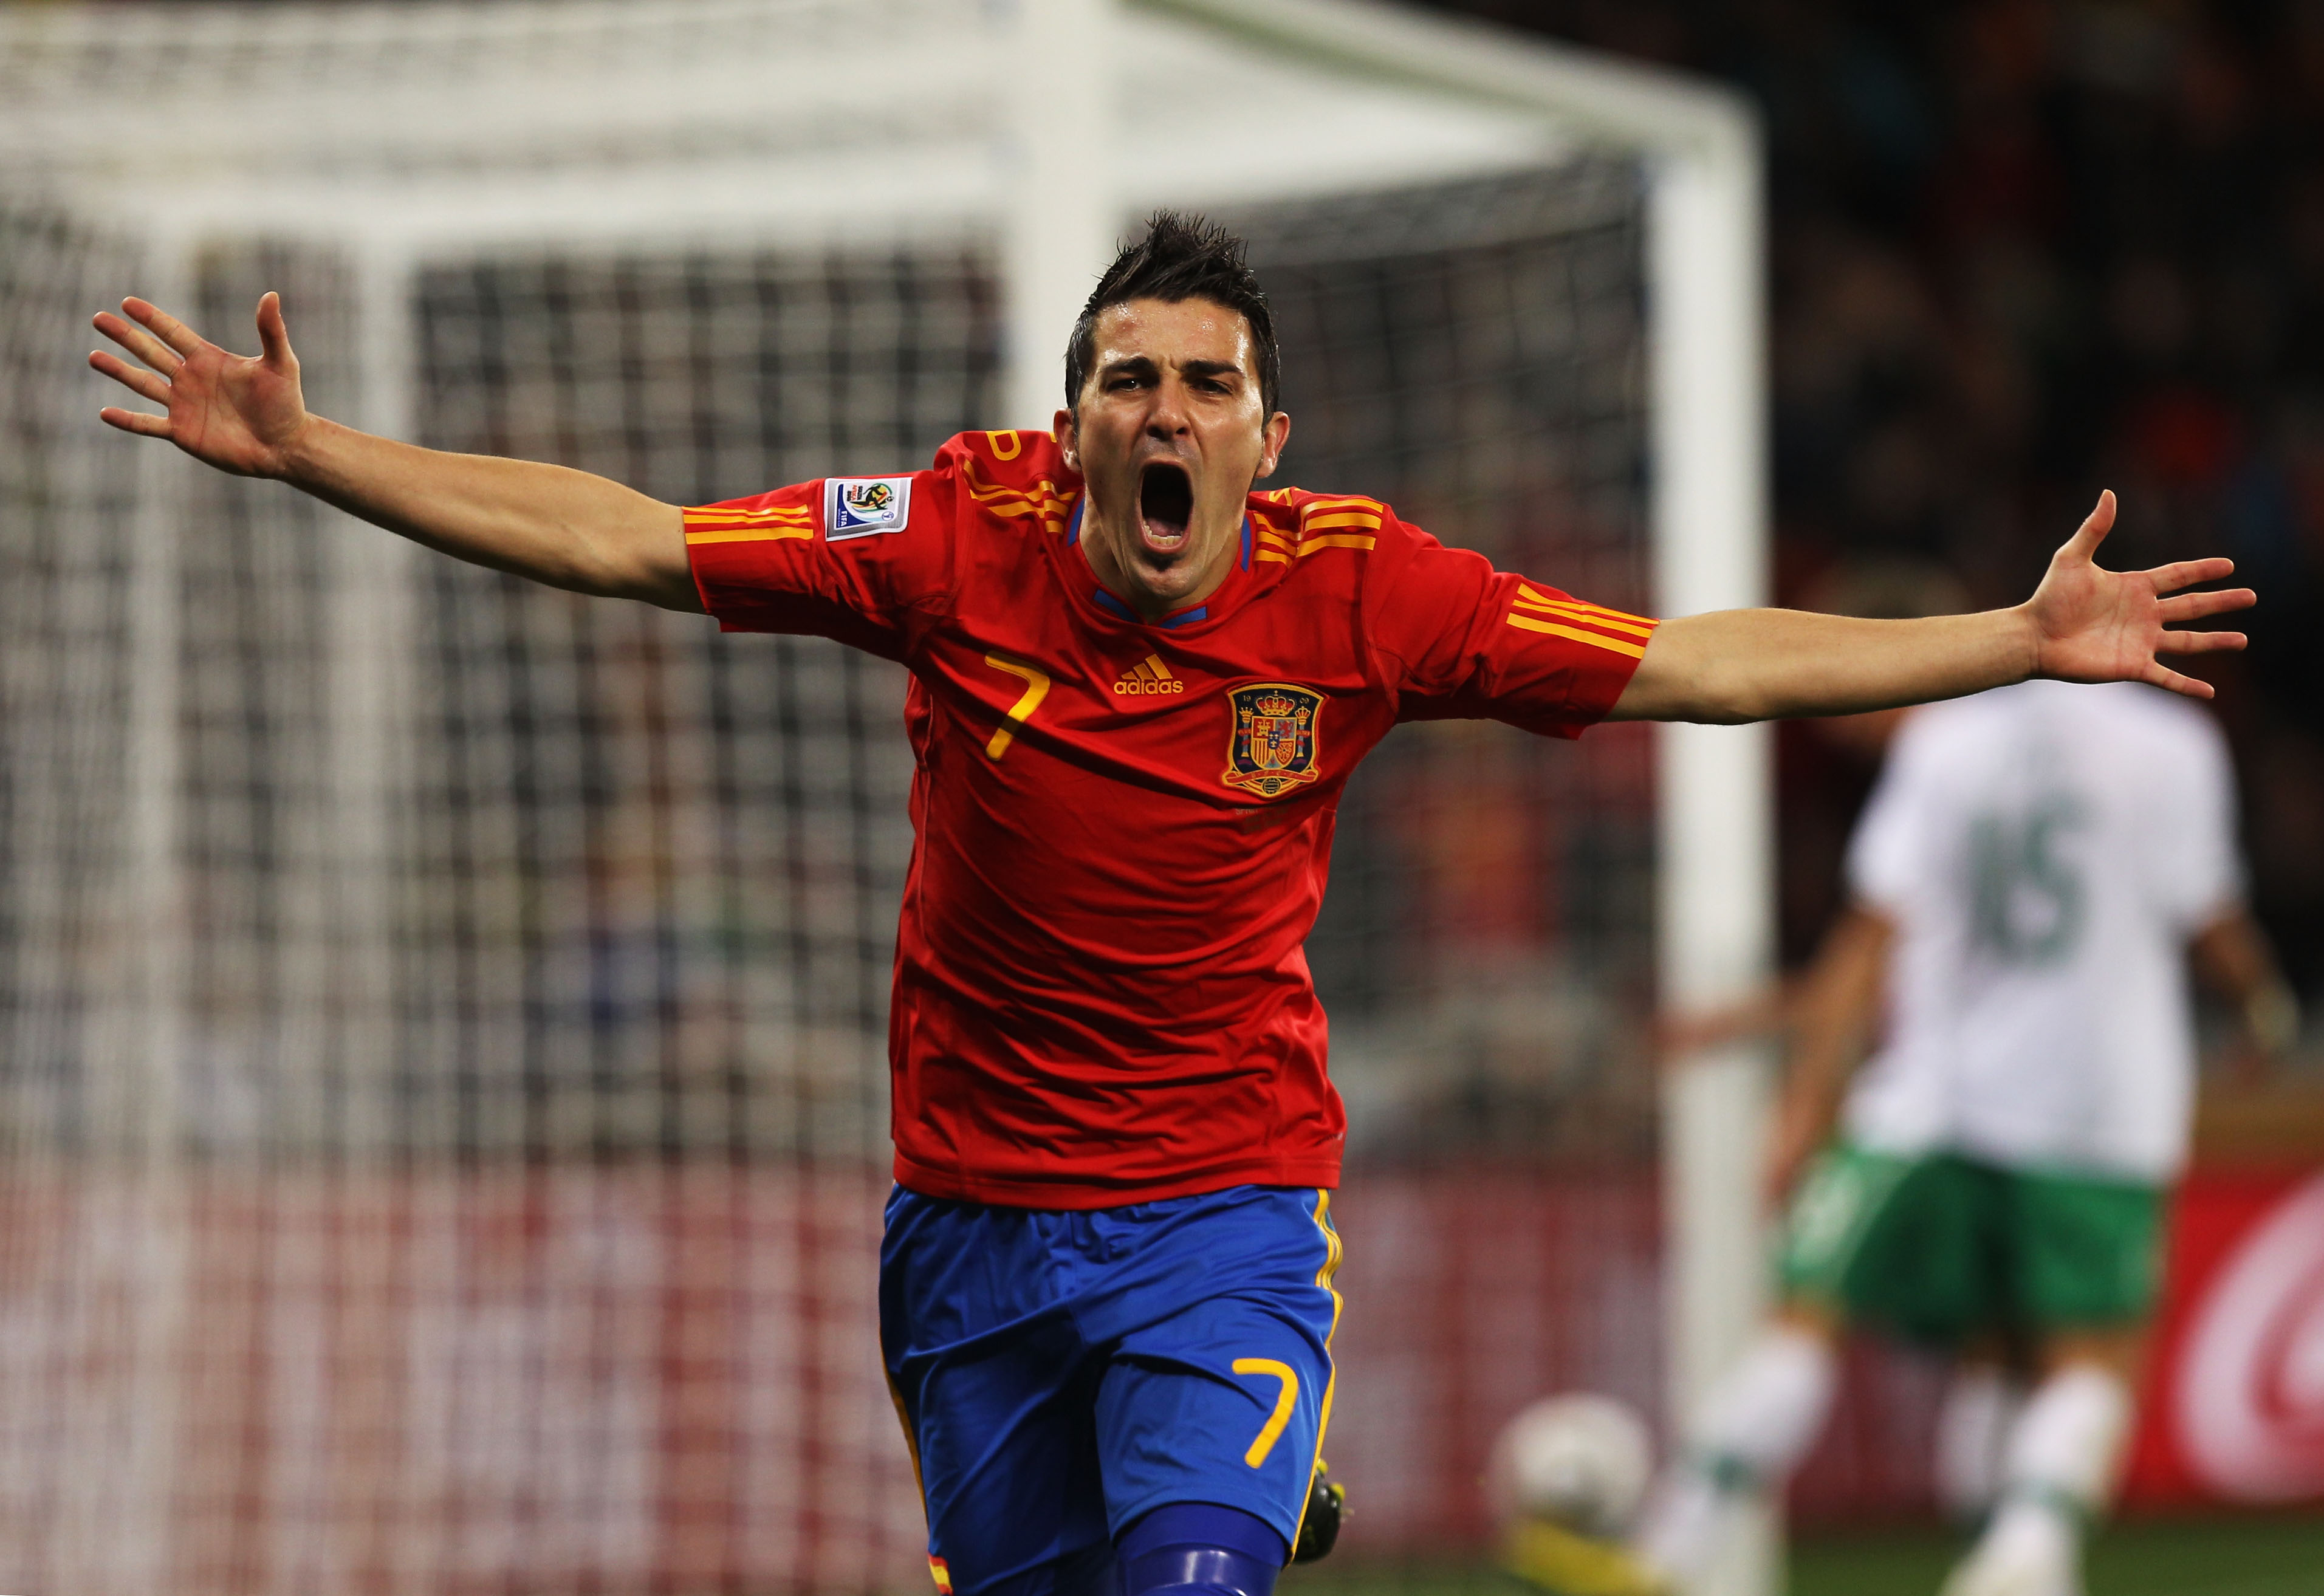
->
[1778, 1144, 2165, 1345]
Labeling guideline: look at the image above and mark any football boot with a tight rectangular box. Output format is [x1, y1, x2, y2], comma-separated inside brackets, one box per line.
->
[1502, 1518, 1671, 1596]
[1291, 1459, 1346, 1563]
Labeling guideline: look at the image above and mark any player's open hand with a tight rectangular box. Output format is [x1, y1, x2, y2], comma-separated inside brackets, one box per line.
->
[2022, 490, 2255, 699]
[90, 293, 311, 479]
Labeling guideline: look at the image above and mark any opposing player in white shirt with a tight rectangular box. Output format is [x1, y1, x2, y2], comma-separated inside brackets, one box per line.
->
[1632, 678, 2294, 1596]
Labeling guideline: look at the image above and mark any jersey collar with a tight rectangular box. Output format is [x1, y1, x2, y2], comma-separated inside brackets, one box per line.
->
[1065, 498, 1253, 632]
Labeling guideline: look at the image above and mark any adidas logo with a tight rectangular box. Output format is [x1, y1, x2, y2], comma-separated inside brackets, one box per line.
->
[1112, 655, 1185, 696]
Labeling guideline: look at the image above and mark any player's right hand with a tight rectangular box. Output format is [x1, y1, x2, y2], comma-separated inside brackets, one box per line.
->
[90, 293, 312, 479]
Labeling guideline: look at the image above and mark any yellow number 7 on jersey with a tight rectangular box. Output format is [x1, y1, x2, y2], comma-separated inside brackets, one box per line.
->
[981, 654, 1052, 760]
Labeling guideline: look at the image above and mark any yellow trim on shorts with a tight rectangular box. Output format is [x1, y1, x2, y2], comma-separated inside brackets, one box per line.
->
[886, 1371, 928, 1521]
[1290, 1187, 1344, 1549]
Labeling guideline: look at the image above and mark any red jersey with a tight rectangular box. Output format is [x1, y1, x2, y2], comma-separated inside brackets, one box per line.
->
[686, 431, 1653, 1207]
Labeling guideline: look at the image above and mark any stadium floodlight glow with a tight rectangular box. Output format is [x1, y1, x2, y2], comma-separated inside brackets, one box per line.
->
[0, 1, 1766, 1591]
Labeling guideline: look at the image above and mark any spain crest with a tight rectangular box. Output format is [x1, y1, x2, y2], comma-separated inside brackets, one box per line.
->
[1222, 682, 1325, 798]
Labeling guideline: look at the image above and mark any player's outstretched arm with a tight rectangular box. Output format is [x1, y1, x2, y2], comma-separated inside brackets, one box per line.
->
[1606, 491, 2253, 722]
[91, 293, 700, 611]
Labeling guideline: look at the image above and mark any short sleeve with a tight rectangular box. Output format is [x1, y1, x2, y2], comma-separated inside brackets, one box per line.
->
[2147, 710, 2244, 930]
[1845, 728, 1935, 915]
[1368, 515, 1656, 738]
[684, 455, 959, 662]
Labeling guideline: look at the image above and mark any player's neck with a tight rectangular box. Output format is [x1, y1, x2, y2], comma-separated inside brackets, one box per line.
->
[1076, 512, 1239, 620]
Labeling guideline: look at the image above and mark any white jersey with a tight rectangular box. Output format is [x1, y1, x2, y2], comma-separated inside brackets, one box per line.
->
[1840, 680, 2243, 1181]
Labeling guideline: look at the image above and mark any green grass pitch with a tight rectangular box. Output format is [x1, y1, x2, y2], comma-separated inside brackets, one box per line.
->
[1280, 1514, 2324, 1596]
[1791, 1516, 2324, 1596]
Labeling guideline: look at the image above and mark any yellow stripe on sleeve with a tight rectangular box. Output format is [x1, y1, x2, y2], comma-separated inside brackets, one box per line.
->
[1296, 535, 1377, 555]
[1510, 597, 1658, 638]
[1524, 597, 1657, 629]
[1515, 585, 1653, 627]
[685, 526, 814, 545]
[1504, 614, 1650, 657]
[1300, 510, 1383, 533]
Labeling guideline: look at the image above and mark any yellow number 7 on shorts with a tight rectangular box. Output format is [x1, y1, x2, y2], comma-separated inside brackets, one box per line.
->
[1230, 1358, 1298, 1467]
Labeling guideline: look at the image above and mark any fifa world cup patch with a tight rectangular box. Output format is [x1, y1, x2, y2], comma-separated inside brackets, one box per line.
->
[826, 476, 913, 540]
[1222, 682, 1325, 798]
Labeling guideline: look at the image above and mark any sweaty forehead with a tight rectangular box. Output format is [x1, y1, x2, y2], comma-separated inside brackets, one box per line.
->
[1091, 297, 1255, 372]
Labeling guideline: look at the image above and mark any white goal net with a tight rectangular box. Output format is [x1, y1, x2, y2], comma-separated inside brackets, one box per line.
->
[0, 2, 1764, 1591]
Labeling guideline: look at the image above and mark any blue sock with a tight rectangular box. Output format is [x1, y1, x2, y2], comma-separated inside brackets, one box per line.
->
[1116, 1502, 1287, 1596]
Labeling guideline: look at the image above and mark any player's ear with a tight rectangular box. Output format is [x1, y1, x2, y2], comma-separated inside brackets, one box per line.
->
[1255, 411, 1289, 480]
[1052, 408, 1081, 472]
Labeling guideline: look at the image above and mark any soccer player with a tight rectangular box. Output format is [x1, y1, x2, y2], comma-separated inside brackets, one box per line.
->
[88, 214, 2253, 1596]
[1629, 677, 2295, 1596]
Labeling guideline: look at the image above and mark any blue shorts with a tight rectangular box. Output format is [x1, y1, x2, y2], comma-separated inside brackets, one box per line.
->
[879, 1183, 1343, 1596]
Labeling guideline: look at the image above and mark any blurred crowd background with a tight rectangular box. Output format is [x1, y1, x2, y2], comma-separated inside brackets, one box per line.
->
[1426, 0, 2324, 1005]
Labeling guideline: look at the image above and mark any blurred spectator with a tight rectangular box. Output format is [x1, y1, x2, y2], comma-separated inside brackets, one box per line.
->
[1427, 0, 2324, 1025]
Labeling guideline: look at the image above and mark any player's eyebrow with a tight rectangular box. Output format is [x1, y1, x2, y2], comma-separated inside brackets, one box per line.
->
[1177, 358, 1247, 385]
[1095, 354, 1249, 386]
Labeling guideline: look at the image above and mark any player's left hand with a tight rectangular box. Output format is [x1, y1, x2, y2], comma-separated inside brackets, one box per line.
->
[2022, 490, 2254, 699]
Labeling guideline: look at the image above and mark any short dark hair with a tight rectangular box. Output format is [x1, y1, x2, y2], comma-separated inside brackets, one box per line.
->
[1064, 211, 1281, 419]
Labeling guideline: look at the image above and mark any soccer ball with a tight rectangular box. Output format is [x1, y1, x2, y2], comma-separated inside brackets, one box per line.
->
[1488, 1392, 1656, 1539]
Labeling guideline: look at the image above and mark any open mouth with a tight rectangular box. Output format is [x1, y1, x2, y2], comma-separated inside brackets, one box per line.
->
[1137, 461, 1194, 556]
